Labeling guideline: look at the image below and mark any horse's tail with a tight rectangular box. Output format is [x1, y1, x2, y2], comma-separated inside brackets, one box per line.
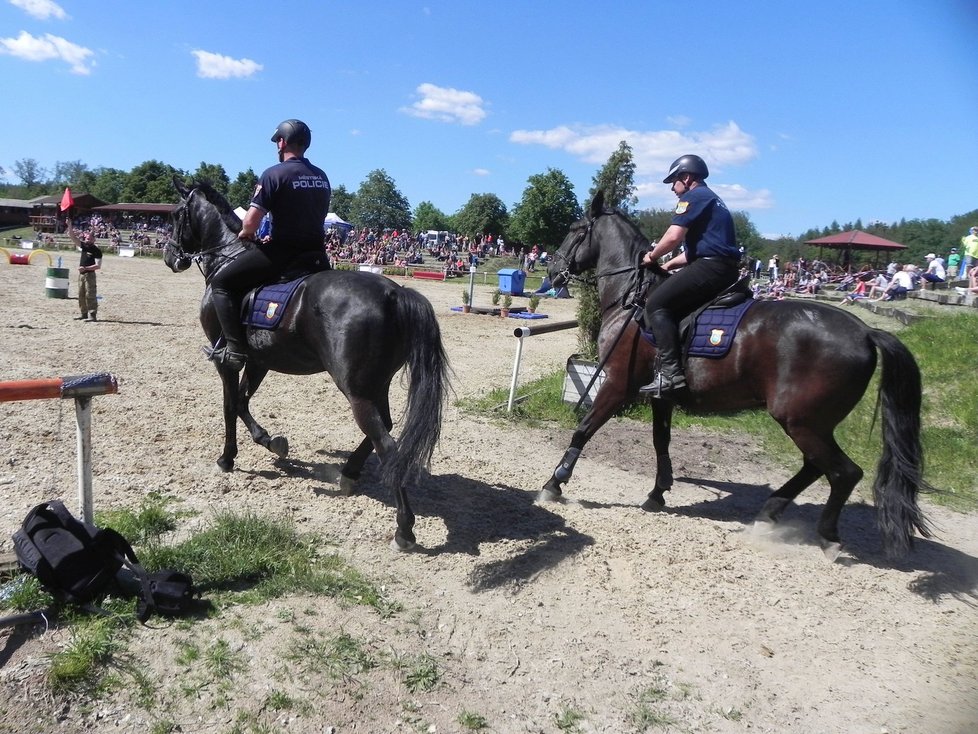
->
[868, 329, 934, 557]
[382, 287, 450, 490]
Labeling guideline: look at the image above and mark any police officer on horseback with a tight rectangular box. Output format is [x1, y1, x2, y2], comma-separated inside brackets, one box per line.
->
[208, 118, 331, 370]
[639, 154, 741, 397]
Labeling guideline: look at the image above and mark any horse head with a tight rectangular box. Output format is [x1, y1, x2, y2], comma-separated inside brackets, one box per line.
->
[164, 176, 243, 273]
[549, 191, 647, 290]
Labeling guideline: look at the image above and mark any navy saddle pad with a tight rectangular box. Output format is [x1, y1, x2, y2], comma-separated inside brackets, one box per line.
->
[642, 298, 756, 359]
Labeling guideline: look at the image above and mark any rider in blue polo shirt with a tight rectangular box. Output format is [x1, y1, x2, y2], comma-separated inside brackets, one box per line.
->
[208, 119, 331, 370]
[638, 154, 741, 397]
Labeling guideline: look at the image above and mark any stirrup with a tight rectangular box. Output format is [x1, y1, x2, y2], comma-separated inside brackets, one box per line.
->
[638, 372, 687, 398]
[203, 345, 247, 371]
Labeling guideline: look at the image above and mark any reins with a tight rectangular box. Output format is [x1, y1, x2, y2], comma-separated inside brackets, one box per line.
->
[166, 187, 247, 283]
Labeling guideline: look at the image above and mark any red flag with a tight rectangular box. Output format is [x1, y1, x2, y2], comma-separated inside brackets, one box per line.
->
[59, 187, 75, 211]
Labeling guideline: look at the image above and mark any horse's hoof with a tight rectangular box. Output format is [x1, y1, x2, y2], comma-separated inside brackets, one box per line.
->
[751, 519, 777, 536]
[216, 459, 234, 473]
[339, 474, 358, 496]
[269, 435, 289, 459]
[820, 539, 844, 562]
[641, 495, 665, 512]
[390, 537, 417, 552]
[537, 486, 563, 503]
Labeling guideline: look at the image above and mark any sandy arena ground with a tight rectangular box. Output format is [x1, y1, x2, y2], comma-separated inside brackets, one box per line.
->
[1, 253, 976, 733]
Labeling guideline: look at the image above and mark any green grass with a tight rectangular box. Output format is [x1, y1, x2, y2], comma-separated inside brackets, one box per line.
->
[458, 710, 489, 730]
[0, 495, 401, 702]
[463, 311, 978, 511]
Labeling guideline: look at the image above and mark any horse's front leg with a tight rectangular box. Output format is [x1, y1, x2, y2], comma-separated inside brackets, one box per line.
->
[539, 378, 629, 502]
[236, 367, 289, 459]
[217, 368, 240, 472]
[642, 399, 674, 511]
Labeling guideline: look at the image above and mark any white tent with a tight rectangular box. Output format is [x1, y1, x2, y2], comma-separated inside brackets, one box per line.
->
[233, 206, 248, 220]
[324, 212, 352, 228]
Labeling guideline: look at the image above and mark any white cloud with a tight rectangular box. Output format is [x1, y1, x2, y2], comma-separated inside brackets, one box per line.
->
[402, 82, 486, 125]
[0, 30, 94, 74]
[511, 120, 772, 211]
[191, 49, 262, 79]
[473, 168, 490, 176]
[10, 0, 66, 20]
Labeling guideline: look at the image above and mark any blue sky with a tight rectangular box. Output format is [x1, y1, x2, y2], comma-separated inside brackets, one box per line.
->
[1, 0, 976, 238]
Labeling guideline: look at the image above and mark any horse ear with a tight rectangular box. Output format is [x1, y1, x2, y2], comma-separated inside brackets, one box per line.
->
[173, 176, 190, 199]
[589, 190, 605, 217]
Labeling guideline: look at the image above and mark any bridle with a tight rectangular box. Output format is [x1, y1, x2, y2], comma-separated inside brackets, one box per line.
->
[164, 187, 246, 281]
[551, 209, 654, 310]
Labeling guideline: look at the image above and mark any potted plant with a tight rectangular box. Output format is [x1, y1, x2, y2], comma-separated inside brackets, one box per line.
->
[500, 293, 513, 317]
[461, 288, 471, 313]
[528, 294, 541, 313]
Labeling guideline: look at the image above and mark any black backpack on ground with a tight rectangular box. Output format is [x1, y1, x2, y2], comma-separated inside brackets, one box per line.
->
[9, 500, 194, 624]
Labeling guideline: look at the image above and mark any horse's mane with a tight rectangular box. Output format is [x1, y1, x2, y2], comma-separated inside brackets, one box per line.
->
[191, 179, 243, 234]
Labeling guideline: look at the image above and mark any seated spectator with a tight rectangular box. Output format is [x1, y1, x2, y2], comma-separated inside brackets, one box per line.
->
[954, 264, 978, 296]
[873, 264, 914, 301]
[866, 272, 890, 300]
[843, 279, 868, 304]
[921, 253, 946, 284]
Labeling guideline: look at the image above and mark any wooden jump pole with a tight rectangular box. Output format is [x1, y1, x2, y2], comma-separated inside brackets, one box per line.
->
[0, 373, 119, 523]
[506, 320, 578, 413]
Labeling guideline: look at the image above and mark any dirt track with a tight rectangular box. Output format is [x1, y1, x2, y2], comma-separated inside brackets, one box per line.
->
[1, 253, 976, 733]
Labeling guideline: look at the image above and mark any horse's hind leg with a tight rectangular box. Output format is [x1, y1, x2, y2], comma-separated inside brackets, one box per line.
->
[346, 394, 416, 552]
[338, 394, 390, 495]
[237, 367, 289, 459]
[763, 424, 863, 558]
[338, 437, 374, 495]
[755, 459, 823, 527]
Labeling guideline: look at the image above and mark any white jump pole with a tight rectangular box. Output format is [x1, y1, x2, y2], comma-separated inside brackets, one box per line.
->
[0, 373, 119, 523]
[506, 320, 578, 413]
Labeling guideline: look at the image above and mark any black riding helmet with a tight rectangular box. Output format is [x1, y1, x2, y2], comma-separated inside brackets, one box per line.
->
[663, 154, 709, 184]
[271, 119, 312, 150]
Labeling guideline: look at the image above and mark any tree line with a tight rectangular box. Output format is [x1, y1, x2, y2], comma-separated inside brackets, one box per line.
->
[2, 152, 974, 265]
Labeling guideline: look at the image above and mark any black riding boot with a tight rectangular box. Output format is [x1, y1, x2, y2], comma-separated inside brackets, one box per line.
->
[208, 289, 248, 371]
[638, 308, 687, 397]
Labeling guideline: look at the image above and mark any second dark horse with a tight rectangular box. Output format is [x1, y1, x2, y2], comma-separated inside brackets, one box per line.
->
[542, 191, 932, 559]
[163, 179, 450, 551]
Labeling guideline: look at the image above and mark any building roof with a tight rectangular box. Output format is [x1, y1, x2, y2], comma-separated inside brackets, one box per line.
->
[804, 230, 907, 251]
[93, 202, 176, 214]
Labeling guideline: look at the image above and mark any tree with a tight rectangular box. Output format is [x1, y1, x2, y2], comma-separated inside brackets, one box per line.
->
[412, 201, 450, 233]
[191, 162, 230, 197]
[349, 169, 411, 230]
[587, 140, 638, 212]
[13, 158, 47, 192]
[328, 183, 354, 220]
[52, 160, 90, 187]
[453, 193, 508, 240]
[90, 167, 128, 204]
[121, 160, 183, 203]
[508, 168, 581, 249]
[227, 168, 258, 209]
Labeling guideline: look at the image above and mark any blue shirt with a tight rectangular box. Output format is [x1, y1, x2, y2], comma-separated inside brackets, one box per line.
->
[671, 184, 738, 260]
[251, 157, 331, 252]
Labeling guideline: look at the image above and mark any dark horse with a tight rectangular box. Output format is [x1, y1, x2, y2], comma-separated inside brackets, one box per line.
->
[163, 178, 449, 551]
[542, 191, 932, 559]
